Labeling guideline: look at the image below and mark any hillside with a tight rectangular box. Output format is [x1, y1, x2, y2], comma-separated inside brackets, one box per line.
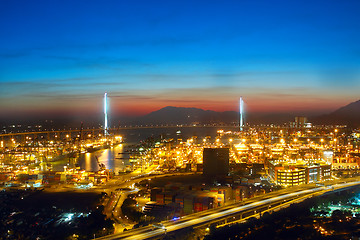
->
[312, 100, 360, 127]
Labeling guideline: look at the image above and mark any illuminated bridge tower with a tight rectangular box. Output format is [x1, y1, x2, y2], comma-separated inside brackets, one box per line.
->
[104, 92, 109, 136]
[239, 97, 245, 131]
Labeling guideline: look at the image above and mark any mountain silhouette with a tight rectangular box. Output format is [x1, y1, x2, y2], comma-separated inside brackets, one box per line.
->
[7, 102, 358, 129]
[128, 106, 236, 125]
[124, 106, 296, 125]
[312, 100, 360, 127]
[132, 100, 360, 126]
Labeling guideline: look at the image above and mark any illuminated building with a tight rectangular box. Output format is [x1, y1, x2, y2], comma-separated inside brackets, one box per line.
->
[268, 159, 331, 186]
[295, 116, 307, 128]
[306, 165, 331, 183]
[203, 148, 229, 178]
[322, 150, 334, 165]
[290, 116, 311, 128]
[275, 168, 306, 186]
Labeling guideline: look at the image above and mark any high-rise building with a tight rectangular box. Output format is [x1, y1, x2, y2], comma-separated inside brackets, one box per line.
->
[203, 148, 229, 178]
[294, 116, 307, 128]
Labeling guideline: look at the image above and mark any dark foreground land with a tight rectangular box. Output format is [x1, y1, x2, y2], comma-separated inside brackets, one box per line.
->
[0, 189, 113, 240]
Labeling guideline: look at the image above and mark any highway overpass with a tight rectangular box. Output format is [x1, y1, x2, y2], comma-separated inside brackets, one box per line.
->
[96, 179, 360, 240]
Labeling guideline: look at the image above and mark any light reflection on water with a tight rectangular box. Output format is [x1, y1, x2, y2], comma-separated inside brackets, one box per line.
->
[74, 127, 236, 172]
[84, 153, 91, 171]
[76, 144, 128, 172]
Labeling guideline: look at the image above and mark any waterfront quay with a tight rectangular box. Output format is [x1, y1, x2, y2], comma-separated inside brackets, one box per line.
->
[1, 124, 360, 189]
[0, 127, 122, 189]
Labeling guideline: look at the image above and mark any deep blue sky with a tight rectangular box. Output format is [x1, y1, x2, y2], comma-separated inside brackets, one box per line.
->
[1, 0, 359, 119]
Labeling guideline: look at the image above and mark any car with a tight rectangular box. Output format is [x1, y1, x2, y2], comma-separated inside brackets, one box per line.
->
[152, 223, 165, 230]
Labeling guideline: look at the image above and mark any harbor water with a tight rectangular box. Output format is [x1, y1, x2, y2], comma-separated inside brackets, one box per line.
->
[65, 126, 238, 172]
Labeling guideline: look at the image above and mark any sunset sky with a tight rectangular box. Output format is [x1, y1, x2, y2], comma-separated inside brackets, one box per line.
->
[1, 0, 360, 121]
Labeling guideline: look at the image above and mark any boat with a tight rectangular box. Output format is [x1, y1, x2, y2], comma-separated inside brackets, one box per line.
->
[86, 144, 110, 153]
